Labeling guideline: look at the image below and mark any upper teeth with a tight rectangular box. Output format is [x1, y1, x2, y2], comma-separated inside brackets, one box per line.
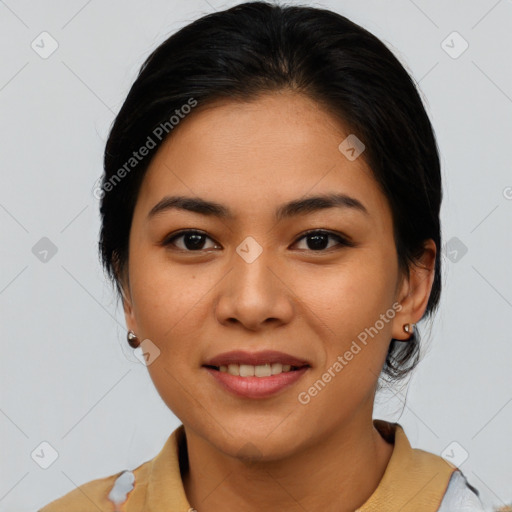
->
[219, 363, 293, 377]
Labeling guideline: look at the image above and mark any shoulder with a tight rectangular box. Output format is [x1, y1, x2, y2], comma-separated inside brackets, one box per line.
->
[364, 421, 485, 512]
[38, 426, 187, 512]
[38, 459, 153, 512]
[38, 471, 125, 512]
[437, 470, 486, 512]
[407, 448, 485, 511]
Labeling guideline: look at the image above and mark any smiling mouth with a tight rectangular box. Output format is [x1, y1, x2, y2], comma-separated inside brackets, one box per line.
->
[203, 363, 309, 377]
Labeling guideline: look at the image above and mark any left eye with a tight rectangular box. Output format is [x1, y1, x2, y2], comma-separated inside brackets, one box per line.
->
[293, 230, 351, 251]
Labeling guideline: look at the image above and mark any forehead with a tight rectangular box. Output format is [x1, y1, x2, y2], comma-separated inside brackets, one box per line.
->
[136, 91, 390, 224]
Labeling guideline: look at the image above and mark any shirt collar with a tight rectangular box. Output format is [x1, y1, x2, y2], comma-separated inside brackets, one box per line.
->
[357, 420, 456, 511]
[145, 419, 456, 511]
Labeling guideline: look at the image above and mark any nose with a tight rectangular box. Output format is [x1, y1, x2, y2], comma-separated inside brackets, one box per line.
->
[214, 245, 294, 331]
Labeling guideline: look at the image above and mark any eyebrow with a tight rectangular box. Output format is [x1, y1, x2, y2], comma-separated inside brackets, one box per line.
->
[147, 193, 369, 221]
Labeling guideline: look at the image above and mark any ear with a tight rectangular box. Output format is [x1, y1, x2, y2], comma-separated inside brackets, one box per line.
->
[120, 282, 138, 334]
[114, 258, 138, 334]
[392, 239, 437, 341]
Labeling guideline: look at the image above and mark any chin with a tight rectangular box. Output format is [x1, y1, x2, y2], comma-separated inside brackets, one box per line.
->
[207, 424, 307, 463]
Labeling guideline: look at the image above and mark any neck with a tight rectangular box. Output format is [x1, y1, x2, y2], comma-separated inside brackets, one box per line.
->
[182, 416, 394, 512]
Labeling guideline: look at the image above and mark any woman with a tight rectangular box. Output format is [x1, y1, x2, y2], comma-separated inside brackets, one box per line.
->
[40, 1, 485, 511]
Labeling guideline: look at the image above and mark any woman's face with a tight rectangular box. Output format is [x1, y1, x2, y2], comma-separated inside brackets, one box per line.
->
[121, 91, 428, 459]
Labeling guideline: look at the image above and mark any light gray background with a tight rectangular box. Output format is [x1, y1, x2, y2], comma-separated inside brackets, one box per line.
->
[1, 1, 511, 511]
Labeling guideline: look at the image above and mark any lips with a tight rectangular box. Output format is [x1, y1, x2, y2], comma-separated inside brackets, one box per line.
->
[202, 350, 311, 398]
[203, 364, 310, 399]
[203, 350, 311, 368]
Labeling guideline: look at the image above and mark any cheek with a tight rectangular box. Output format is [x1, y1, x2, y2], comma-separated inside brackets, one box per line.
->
[294, 253, 397, 411]
[128, 261, 212, 416]
[129, 251, 225, 361]
[295, 264, 395, 427]
[298, 253, 396, 340]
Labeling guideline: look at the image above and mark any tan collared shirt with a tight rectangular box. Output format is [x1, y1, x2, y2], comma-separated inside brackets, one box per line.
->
[39, 419, 482, 512]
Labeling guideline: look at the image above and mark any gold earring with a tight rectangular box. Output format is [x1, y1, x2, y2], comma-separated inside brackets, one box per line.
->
[127, 330, 140, 348]
[403, 323, 415, 335]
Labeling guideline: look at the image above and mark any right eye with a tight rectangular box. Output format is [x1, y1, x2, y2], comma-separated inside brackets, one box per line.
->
[162, 230, 220, 252]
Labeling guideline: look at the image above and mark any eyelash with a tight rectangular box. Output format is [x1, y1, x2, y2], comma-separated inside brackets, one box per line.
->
[162, 229, 354, 253]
